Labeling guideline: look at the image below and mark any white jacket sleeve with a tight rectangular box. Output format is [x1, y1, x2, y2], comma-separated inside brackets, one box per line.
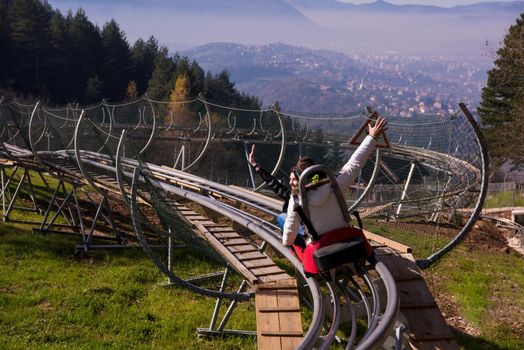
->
[282, 195, 300, 246]
[336, 135, 377, 191]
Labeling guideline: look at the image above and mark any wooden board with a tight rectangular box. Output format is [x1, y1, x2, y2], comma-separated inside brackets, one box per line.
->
[255, 279, 303, 350]
[375, 249, 459, 350]
[176, 206, 291, 285]
[364, 229, 412, 253]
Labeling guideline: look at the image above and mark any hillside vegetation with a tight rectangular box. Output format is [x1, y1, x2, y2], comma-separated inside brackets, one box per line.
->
[1, 217, 523, 349]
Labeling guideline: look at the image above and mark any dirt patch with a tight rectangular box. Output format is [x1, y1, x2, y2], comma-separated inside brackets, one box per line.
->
[426, 215, 524, 341]
[464, 220, 509, 252]
[37, 299, 55, 312]
[435, 292, 481, 336]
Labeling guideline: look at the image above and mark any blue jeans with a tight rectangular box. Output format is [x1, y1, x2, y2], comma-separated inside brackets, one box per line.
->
[277, 213, 303, 236]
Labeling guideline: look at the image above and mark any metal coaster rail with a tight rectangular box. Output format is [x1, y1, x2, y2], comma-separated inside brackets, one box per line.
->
[0, 99, 401, 348]
[0, 96, 489, 349]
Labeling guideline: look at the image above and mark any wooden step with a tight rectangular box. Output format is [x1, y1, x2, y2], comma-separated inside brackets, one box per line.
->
[255, 278, 303, 350]
[375, 247, 459, 350]
[180, 209, 290, 285]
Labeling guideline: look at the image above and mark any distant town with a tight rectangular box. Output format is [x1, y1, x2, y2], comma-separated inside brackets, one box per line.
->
[184, 43, 492, 117]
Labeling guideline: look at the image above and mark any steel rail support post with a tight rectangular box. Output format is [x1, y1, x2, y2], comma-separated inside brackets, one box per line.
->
[349, 150, 381, 212]
[396, 161, 416, 216]
[358, 267, 381, 344]
[41, 183, 76, 231]
[336, 280, 358, 349]
[84, 194, 108, 249]
[0, 165, 4, 218]
[167, 228, 173, 281]
[317, 282, 342, 350]
[39, 174, 64, 230]
[417, 103, 490, 268]
[60, 179, 76, 226]
[4, 167, 27, 219]
[173, 144, 186, 170]
[250, 105, 288, 192]
[24, 168, 41, 214]
[208, 266, 230, 331]
[177, 94, 213, 171]
[216, 279, 248, 332]
[430, 174, 451, 222]
[354, 262, 399, 350]
[36, 170, 51, 193]
[71, 186, 87, 248]
[137, 98, 157, 155]
[81, 188, 120, 244]
[395, 324, 407, 350]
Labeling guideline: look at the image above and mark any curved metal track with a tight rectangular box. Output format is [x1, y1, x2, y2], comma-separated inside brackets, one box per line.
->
[0, 96, 489, 349]
[0, 100, 402, 349]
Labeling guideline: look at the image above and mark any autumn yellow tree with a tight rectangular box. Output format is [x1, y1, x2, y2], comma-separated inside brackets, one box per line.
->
[125, 80, 138, 100]
[169, 73, 190, 125]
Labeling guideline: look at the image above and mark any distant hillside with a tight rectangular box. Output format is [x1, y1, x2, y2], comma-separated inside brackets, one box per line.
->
[288, 0, 523, 56]
[182, 42, 479, 116]
[286, 0, 524, 14]
[183, 42, 367, 84]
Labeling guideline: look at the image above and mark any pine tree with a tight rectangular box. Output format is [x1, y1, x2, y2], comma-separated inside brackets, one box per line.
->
[479, 13, 524, 164]
[66, 9, 104, 103]
[100, 19, 132, 102]
[7, 0, 53, 96]
[189, 60, 205, 98]
[85, 75, 104, 103]
[147, 47, 175, 100]
[131, 35, 159, 96]
[48, 10, 74, 103]
[0, 0, 10, 86]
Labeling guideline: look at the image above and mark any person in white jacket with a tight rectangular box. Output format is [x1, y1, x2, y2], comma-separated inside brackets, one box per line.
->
[282, 116, 387, 248]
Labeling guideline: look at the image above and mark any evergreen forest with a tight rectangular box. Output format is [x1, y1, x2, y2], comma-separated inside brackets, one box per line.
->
[0, 0, 261, 109]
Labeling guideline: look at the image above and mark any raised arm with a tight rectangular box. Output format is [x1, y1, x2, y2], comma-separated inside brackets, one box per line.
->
[337, 116, 388, 190]
[249, 144, 291, 203]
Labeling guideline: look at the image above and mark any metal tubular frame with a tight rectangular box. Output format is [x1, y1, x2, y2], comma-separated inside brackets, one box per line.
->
[416, 103, 489, 268]
[348, 150, 382, 212]
[1, 96, 431, 349]
[128, 167, 253, 302]
[175, 94, 212, 171]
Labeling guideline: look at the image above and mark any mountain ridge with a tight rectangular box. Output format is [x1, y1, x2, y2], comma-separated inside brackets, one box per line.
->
[285, 0, 524, 13]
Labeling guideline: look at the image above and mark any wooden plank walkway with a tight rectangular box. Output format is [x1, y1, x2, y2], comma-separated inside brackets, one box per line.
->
[255, 279, 303, 350]
[176, 204, 291, 285]
[174, 203, 304, 349]
[175, 205, 461, 350]
[370, 232, 460, 350]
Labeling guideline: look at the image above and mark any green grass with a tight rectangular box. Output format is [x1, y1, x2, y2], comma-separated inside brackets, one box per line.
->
[2, 170, 524, 349]
[429, 246, 524, 350]
[485, 191, 524, 208]
[0, 223, 257, 350]
[363, 219, 450, 259]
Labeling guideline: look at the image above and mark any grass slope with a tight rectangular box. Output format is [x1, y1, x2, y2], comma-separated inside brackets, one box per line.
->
[0, 223, 256, 350]
[427, 238, 524, 349]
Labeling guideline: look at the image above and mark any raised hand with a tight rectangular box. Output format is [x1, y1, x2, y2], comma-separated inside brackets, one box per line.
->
[368, 115, 388, 139]
[249, 144, 257, 166]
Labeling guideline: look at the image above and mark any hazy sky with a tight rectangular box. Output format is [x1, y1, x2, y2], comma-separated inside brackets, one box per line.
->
[46, 0, 520, 57]
[343, 0, 520, 6]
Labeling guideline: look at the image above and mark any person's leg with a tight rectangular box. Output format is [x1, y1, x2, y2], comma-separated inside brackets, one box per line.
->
[277, 213, 287, 230]
[277, 212, 303, 236]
